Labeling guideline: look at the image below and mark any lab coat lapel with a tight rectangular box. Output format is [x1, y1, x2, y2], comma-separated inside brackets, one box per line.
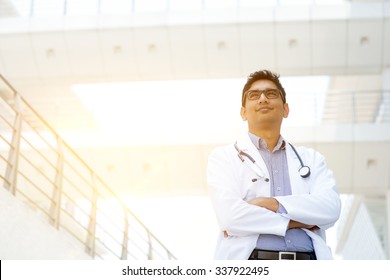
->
[236, 133, 269, 179]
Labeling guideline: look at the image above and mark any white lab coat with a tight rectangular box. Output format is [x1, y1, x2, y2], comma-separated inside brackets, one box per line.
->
[207, 132, 341, 260]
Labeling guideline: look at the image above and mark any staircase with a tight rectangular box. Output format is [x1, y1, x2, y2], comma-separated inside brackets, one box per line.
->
[0, 74, 175, 260]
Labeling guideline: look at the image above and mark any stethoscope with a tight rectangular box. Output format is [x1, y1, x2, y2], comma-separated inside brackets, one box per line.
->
[234, 142, 311, 182]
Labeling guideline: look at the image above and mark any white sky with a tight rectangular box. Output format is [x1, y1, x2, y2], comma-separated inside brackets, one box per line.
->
[72, 76, 329, 146]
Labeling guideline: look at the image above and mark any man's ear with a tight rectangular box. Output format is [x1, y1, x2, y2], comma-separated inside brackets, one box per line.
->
[283, 103, 289, 118]
[240, 107, 247, 121]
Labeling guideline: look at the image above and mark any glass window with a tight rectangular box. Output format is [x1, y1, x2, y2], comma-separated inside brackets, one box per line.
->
[6, 0, 32, 17]
[100, 0, 133, 14]
[278, 0, 313, 5]
[169, 0, 202, 11]
[314, 0, 346, 4]
[66, 0, 99, 16]
[204, 0, 237, 9]
[239, 0, 277, 8]
[134, 0, 168, 12]
[32, 0, 64, 16]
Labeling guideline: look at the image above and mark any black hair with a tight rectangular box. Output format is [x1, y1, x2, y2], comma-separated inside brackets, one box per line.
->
[241, 69, 286, 106]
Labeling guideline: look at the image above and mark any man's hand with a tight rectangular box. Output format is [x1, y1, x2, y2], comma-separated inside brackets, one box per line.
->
[288, 220, 319, 231]
[248, 197, 319, 231]
[248, 197, 279, 212]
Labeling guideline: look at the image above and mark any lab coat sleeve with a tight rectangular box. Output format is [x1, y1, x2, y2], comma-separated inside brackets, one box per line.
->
[207, 147, 290, 237]
[275, 150, 341, 230]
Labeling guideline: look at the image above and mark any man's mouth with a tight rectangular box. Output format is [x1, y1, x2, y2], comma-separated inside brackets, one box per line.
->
[256, 106, 273, 112]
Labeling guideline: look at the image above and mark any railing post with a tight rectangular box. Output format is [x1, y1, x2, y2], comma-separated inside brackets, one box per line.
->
[86, 172, 98, 258]
[49, 137, 64, 229]
[3, 93, 22, 195]
[121, 206, 129, 260]
[147, 231, 153, 260]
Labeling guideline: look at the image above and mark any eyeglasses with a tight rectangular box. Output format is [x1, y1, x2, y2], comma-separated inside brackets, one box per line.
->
[245, 88, 281, 101]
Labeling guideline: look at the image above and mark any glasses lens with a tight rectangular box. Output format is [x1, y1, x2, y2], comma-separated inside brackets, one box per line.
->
[264, 89, 279, 99]
[247, 90, 260, 100]
[246, 89, 280, 100]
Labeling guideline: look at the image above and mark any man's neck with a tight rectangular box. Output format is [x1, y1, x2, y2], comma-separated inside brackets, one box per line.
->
[248, 128, 281, 152]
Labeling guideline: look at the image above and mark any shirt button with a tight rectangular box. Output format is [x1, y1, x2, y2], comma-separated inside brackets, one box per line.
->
[286, 240, 291, 243]
[277, 187, 281, 191]
[274, 170, 278, 173]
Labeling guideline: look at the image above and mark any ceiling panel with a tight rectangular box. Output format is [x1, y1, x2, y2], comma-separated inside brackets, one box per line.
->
[64, 30, 105, 79]
[1, 17, 388, 86]
[347, 19, 383, 69]
[203, 24, 241, 78]
[133, 26, 173, 80]
[98, 28, 140, 81]
[0, 34, 38, 79]
[30, 32, 71, 80]
[239, 23, 276, 75]
[275, 22, 311, 73]
[169, 26, 207, 79]
[312, 21, 347, 70]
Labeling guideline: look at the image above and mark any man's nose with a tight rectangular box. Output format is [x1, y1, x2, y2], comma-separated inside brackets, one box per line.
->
[258, 91, 268, 102]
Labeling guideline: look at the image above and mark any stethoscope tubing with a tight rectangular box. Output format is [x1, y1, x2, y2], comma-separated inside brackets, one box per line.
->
[234, 141, 311, 180]
[234, 142, 269, 181]
[288, 143, 311, 178]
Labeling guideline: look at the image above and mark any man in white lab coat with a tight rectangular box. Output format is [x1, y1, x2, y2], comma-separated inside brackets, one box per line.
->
[207, 70, 341, 260]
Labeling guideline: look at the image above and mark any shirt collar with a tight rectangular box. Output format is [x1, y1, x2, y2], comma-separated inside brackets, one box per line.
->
[248, 132, 286, 152]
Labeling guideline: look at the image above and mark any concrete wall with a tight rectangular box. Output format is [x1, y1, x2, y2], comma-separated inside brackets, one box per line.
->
[0, 186, 92, 259]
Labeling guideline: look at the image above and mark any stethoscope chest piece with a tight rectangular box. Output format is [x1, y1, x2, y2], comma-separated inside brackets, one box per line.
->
[288, 143, 311, 178]
[299, 165, 311, 178]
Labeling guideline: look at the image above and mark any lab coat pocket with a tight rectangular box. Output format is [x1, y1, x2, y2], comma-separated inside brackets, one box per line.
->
[242, 180, 270, 201]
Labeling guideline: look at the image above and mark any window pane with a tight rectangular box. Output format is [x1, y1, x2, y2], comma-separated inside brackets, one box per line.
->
[3, 0, 32, 17]
[169, 0, 202, 11]
[32, 0, 64, 16]
[66, 0, 99, 15]
[134, 0, 167, 12]
[204, 0, 237, 9]
[100, 0, 132, 15]
[239, 0, 277, 8]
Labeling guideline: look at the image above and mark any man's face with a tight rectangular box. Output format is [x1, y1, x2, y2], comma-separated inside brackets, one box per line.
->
[240, 79, 289, 129]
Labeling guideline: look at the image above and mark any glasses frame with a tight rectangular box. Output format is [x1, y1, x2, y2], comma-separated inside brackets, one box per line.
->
[245, 88, 282, 101]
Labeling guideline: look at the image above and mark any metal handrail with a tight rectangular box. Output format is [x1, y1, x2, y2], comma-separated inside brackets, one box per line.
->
[321, 89, 390, 124]
[285, 88, 390, 125]
[0, 74, 176, 260]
